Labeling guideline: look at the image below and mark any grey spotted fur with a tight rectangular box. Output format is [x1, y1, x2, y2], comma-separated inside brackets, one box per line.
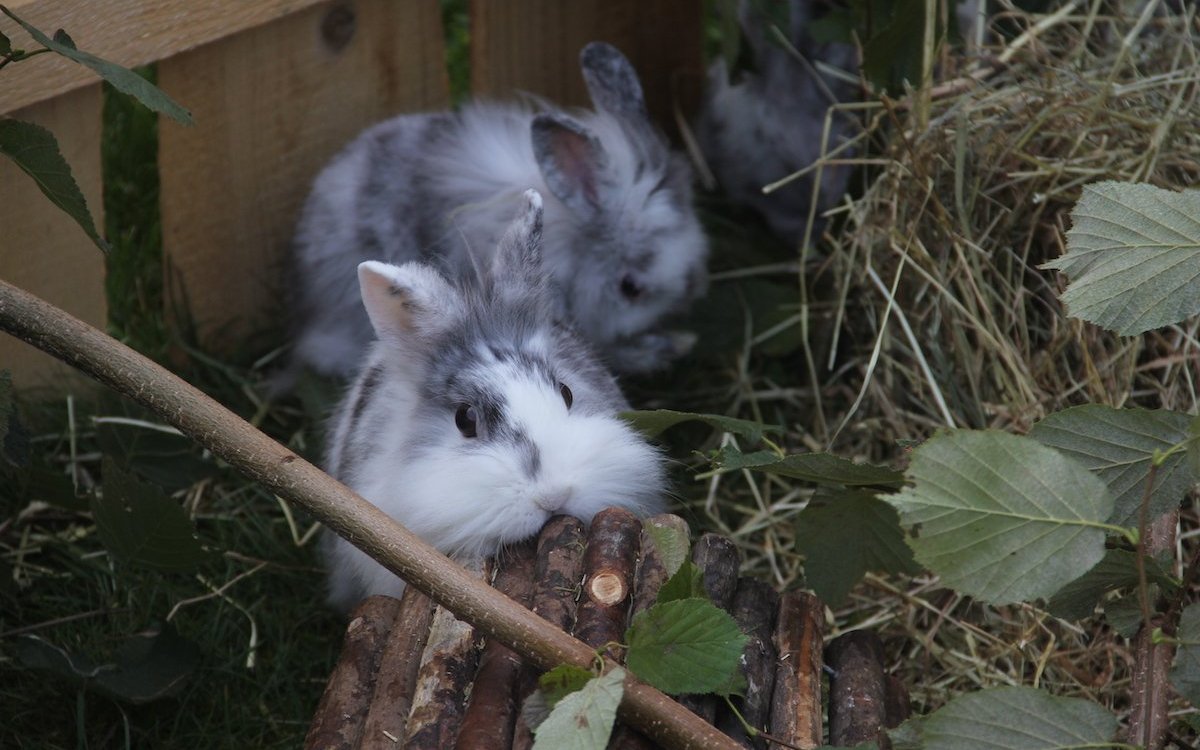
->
[696, 0, 859, 245]
[321, 190, 666, 611]
[289, 42, 708, 382]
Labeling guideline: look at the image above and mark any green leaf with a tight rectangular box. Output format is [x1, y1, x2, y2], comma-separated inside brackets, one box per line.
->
[890, 685, 1118, 749]
[1189, 414, 1200, 481]
[92, 456, 213, 571]
[0, 7, 192, 124]
[1046, 548, 1175, 621]
[539, 664, 595, 707]
[0, 29, 11, 55]
[96, 419, 214, 493]
[656, 560, 706, 604]
[643, 518, 690, 577]
[532, 667, 624, 750]
[1170, 603, 1200, 706]
[621, 409, 778, 444]
[0, 119, 107, 251]
[713, 446, 904, 487]
[0, 370, 12, 452]
[885, 430, 1114, 605]
[1030, 405, 1193, 527]
[1105, 591, 1153, 638]
[51, 28, 75, 50]
[795, 488, 919, 605]
[625, 599, 747, 695]
[1042, 181, 1200, 335]
[14, 624, 200, 704]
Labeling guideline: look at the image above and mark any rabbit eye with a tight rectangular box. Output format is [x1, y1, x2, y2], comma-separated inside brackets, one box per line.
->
[619, 274, 642, 300]
[455, 404, 478, 438]
[559, 383, 573, 409]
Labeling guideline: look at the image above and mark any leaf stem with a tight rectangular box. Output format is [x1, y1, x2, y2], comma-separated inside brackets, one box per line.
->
[720, 695, 808, 750]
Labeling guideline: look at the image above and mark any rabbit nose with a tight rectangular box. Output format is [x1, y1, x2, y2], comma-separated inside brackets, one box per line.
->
[534, 487, 573, 512]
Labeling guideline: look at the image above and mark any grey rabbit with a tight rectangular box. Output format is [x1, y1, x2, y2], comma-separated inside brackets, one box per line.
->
[696, 0, 859, 245]
[321, 190, 666, 610]
[289, 41, 708, 381]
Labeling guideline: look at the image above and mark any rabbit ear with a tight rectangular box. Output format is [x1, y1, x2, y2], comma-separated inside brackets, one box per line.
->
[357, 261, 462, 343]
[531, 114, 608, 216]
[580, 42, 648, 121]
[491, 189, 551, 296]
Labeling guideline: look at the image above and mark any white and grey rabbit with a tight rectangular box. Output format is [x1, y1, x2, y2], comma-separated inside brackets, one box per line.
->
[290, 41, 708, 381]
[321, 190, 666, 611]
[696, 0, 859, 245]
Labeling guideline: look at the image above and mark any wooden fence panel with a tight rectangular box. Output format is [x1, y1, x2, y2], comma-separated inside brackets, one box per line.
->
[1, 0, 334, 115]
[470, 0, 705, 134]
[0, 85, 106, 390]
[157, 0, 449, 348]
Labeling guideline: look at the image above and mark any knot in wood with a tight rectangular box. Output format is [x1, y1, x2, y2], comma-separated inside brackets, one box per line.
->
[587, 571, 627, 605]
[320, 4, 357, 53]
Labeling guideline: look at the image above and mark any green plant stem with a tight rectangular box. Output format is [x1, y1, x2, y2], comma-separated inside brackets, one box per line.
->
[720, 695, 805, 750]
[0, 278, 740, 750]
[1134, 463, 1159, 636]
[0, 47, 52, 70]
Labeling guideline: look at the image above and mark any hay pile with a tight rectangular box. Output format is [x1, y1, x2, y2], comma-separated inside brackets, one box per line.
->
[699, 1, 1200, 725]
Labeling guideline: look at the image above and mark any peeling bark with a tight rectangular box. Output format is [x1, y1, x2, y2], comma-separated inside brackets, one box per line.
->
[769, 591, 824, 750]
[305, 596, 400, 750]
[718, 578, 780, 749]
[359, 587, 438, 749]
[827, 630, 887, 747]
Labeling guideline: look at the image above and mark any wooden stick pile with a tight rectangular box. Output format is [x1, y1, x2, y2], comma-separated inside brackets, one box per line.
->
[305, 508, 909, 749]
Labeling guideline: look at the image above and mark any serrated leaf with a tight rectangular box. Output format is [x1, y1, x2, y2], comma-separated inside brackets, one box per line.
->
[1042, 181, 1200, 335]
[890, 685, 1118, 749]
[886, 430, 1113, 605]
[92, 456, 212, 571]
[1170, 604, 1200, 706]
[643, 519, 690, 577]
[621, 409, 778, 443]
[626, 599, 747, 695]
[796, 488, 920, 605]
[521, 690, 553, 732]
[0, 7, 192, 124]
[1030, 405, 1193, 527]
[14, 624, 199, 704]
[656, 560, 706, 604]
[539, 664, 594, 706]
[1106, 590, 1153, 638]
[713, 446, 904, 487]
[1046, 548, 1175, 621]
[0, 119, 107, 251]
[532, 667, 624, 750]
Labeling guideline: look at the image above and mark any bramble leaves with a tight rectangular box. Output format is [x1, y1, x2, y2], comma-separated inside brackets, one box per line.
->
[712, 446, 903, 487]
[621, 409, 778, 444]
[0, 119, 107, 251]
[885, 430, 1113, 605]
[532, 667, 624, 750]
[1046, 548, 1175, 621]
[625, 598, 747, 695]
[1030, 405, 1192, 527]
[890, 685, 1118, 749]
[92, 457, 213, 571]
[1170, 604, 1200, 707]
[1043, 181, 1200, 335]
[14, 624, 200, 704]
[795, 488, 919, 604]
[643, 518, 690, 577]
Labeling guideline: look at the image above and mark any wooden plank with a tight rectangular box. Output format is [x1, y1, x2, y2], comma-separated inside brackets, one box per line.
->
[0, 84, 106, 391]
[157, 0, 448, 349]
[469, 0, 705, 133]
[0, 0, 333, 115]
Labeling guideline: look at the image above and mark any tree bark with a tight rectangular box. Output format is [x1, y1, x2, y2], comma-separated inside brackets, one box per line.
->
[826, 630, 887, 747]
[717, 578, 779, 749]
[359, 587, 438, 749]
[769, 591, 824, 750]
[0, 277, 740, 750]
[304, 596, 401, 750]
[573, 507, 642, 660]
[1126, 511, 1179, 750]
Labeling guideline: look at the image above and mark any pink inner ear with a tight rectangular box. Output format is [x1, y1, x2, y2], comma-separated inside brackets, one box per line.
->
[551, 129, 599, 205]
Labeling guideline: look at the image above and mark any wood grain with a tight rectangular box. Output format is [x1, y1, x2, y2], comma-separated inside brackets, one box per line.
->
[470, 0, 704, 135]
[0, 0, 331, 114]
[157, 0, 448, 348]
[0, 85, 106, 390]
